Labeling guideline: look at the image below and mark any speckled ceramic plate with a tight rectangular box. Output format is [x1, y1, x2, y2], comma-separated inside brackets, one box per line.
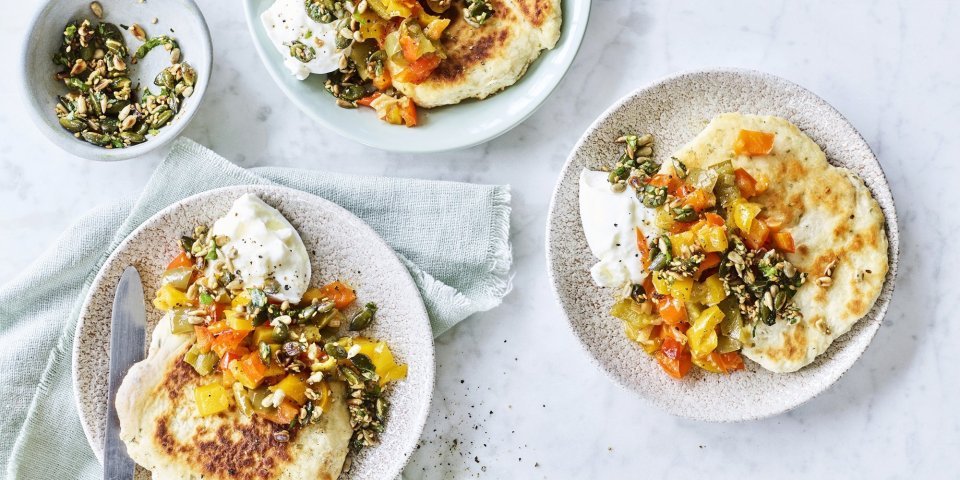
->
[241, 0, 590, 152]
[73, 185, 434, 479]
[546, 69, 899, 422]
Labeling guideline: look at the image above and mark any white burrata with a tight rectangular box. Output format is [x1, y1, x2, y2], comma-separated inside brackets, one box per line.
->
[261, 0, 343, 80]
[211, 194, 311, 303]
[578, 169, 663, 289]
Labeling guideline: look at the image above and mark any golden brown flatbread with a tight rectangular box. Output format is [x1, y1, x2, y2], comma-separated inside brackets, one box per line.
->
[392, 0, 561, 107]
[116, 316, 352, 479]
[671, 113, 888, 372]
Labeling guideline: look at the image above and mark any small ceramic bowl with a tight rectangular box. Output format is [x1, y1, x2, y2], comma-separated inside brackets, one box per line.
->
[241, 0, 590, 152]
[21, 0, 212, 161]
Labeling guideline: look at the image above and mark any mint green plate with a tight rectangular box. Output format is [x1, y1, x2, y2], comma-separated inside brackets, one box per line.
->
[242, 1, 590, 152]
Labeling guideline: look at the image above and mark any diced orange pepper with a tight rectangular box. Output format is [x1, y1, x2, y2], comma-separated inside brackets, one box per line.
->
[656, 295, 688, 325]
[372, 69, 392, 90]
[656, 337, 692, 379]
[400, 97, 417, 127]
[643, 277, 657, 312]
[318, 281, 357, 309]
[648, 174, 681, 195]
[261, 399, 300, 425]
[683, 189, 712, 212]
[695, 252, 721, 279]
[733, 129, 775, 156]
[773, 230, 796, 253]
[194, 326, 214, 353]
[394, 54, 440, 84]
[399, 33, 420, 62]
[712, 351, 745, 373]
[742, 218, 771, 250]
[166, 251, 193, 270]
[208, 303, 227, 323]
[635, 227, 651, 269]
[238, 352, 267, 387]
[358, 92, 382, 107]
[670, 221, 697, 234]
[704, 212, 725, 227]
[206, 320, 229, 335]
[219, 347, 249, 372]
[211, 329, 250, 358]
[734, 168, 758, 198]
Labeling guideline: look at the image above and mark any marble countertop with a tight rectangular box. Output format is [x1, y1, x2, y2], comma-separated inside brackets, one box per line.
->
[3, 0, 957, 477]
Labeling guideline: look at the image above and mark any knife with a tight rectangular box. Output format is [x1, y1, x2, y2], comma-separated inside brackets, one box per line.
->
[103, 266, 146, 480]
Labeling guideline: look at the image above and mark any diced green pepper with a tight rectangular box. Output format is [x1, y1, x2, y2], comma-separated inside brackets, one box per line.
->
[184, 344, 219, 376]
[166, 309, 193, 335]
[160, 267, 193, 291]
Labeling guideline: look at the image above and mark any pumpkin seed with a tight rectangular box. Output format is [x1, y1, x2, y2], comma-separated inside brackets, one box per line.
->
[348, 303, 377, 331]
[59, 116, 85, 132]
[81, 131, 111, 146]
[325, 343, 347, 359]
[119, 131, 145, 144]
[151, 109, 173, 128]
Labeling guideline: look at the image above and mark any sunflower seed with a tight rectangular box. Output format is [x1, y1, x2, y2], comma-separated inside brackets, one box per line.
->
[129, 24, 146, 41]
[90, 2, 103, 18]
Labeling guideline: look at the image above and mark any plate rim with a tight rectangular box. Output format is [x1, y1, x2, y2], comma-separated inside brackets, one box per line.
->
[72, 184, 435, 477]
[239, 0, 591, 153]
[545, 67, 900, 422]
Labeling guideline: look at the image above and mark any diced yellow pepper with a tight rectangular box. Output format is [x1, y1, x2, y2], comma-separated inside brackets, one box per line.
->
[225, 310, 254, 332]
[686, 306, 725, 357]
[301, 287, 326, 304]
[231, 291, 250, 309]
[609, 298, 658, 327]
[669, 231, 697, 257]
[693, 275, 727, 306]
[624, 322, 662, 354]
[423, 18, 451, 40]
[152, 284, 190, 311]
[221, 368, 236, 387]
[228, 360, 259, 390]
[692, 354, 725, 373]
[652, 272, 694, 302]
[381, 364, 408, 384]
[316, 380, 331, 412]
[654, 207, 675, 230]
[731, 198, 763, 232]
[355, 10, 391, 41]
[696, 225, 729, 253]
[270, 374, 308, 405]
[251, 326, 278, 345]
[353, 337, 407, 385]
[194, 383, 230, 416]
[367, 0, 412, 19]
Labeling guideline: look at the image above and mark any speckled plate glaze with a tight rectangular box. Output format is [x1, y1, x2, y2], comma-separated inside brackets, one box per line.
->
[73, 185, 434, 479]
[546, 69, 899, 422]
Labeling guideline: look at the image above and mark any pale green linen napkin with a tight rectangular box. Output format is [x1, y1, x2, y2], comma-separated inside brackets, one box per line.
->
[0, 138, 512, 478]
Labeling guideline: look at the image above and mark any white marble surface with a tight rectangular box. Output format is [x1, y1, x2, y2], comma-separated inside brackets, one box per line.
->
[3, 0, 957, 478]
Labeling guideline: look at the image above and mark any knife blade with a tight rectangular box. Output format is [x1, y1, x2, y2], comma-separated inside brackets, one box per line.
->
[103, 266, 146, 480]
